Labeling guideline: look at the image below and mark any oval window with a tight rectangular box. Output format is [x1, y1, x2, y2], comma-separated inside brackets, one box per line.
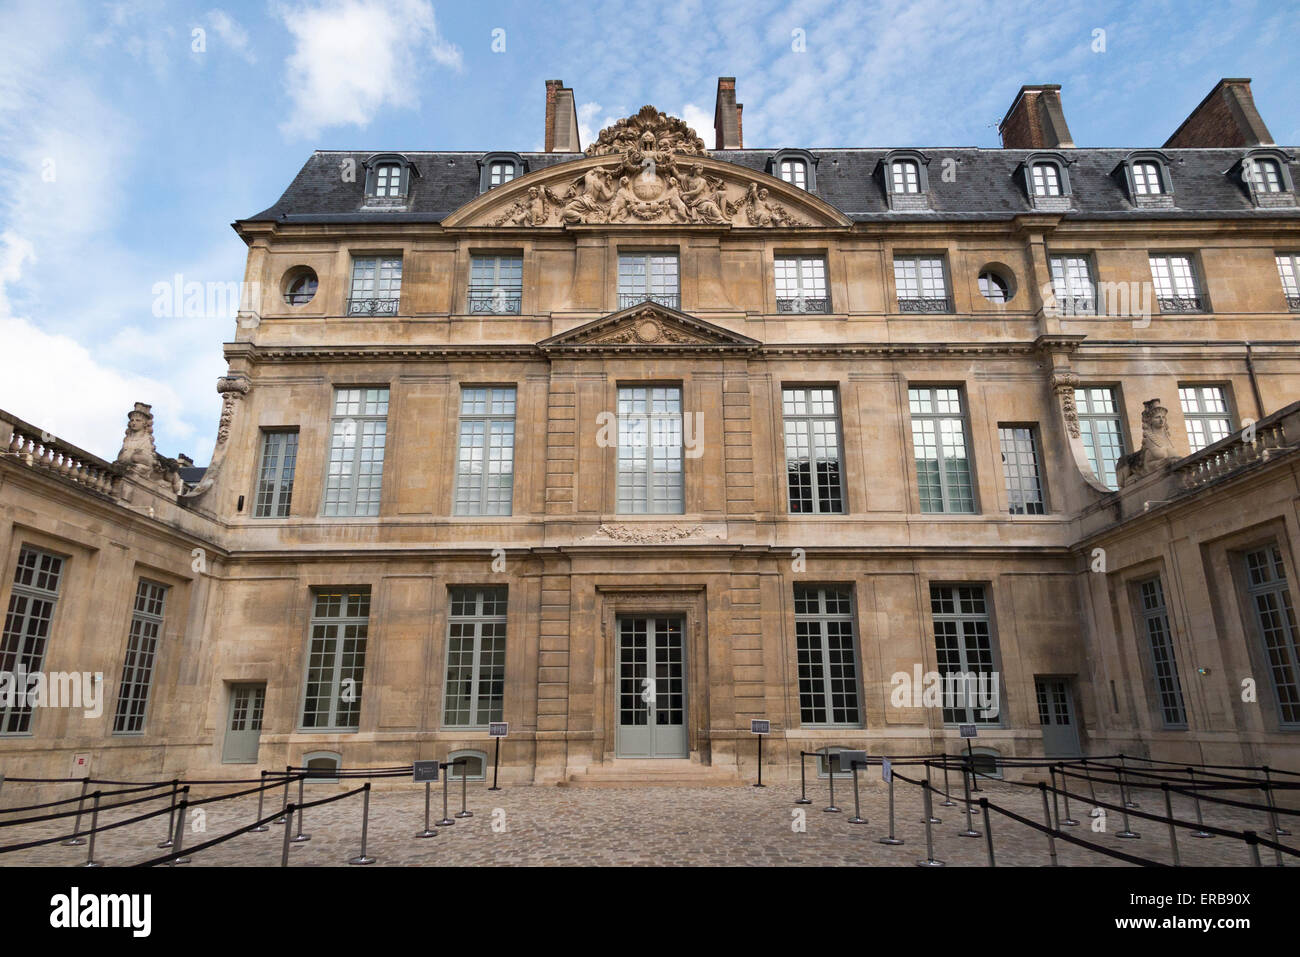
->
[284, 267, 319, 306]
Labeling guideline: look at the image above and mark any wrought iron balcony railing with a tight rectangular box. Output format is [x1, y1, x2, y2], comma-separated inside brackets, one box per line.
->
[776, 297, 831, 314]
[897, 296, 953, 314]
[1157, 295, 1204, 313]
[468, 290, 523, 315]
[619, 293, 680, 311]
[346, 298, 401, 317]
[1052, 296, 1096, 316]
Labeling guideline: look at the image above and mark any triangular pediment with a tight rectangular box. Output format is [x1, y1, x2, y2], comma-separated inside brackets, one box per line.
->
[539, 302, 760, 352]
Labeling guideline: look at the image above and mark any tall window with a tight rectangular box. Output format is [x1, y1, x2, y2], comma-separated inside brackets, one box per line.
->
[779, 158, 807, 189]
[112, 580, 168, 735]
[443, 587, 507, 727]
[301, 588, 370, 730]
[909, 386, 974, 513]
[453, 387, 516, 516]
[998, 425, 1045, 515]
[1244, 545, 1300, 727]
[930, 584, 998, 725]
[1048, 254, 1095, 315]
[774, 256, 829, 313]
[254, 430, 298, 518]
[1077, 387, 1125, 490]
[1031, 162, 1063, 196]
[618, 253, 679, 310]
[323, 387, 389, 517]
[1132, 161, 1164, 195]
[891, 160, 920, 194]
[1136, 577, 1187, 729]
[347, 256, 402, 316]
[1275, 253, 1300, 310]
[469, 255, 523, 314]
[1178, 385, 1233, 452]
[794, 585, 860, 726]
[373, 163, 402, 197]
[616, 386, 683, 514]
[1149, 254, 1204, 312]
[488, 161, 515, 187]
[783, 387, 844, 514]
[0, 547, 64, 735]
[893, 256, 950, 312]
[1250, 158, 1284, 193]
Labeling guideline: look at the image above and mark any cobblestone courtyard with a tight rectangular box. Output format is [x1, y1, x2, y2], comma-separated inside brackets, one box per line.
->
[2, 772, 1292, 867]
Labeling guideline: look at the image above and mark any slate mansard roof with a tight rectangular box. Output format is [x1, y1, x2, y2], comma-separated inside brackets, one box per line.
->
[241, 146, 1300, 227]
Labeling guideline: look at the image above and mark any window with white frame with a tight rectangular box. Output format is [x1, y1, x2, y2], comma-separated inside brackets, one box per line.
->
[489, 161, 516, 187]
[1077, 387, 1125, 490]
[930, 584, 999, 725]
[891, 160, 921, 194]
[1048, 254, 1095, 315]
[373, 163, 403, 198]
[468, 255, 523, 314]
[774, 256, 829, 313]
[909, 387, 974, 513]
[112, 579, 168, 735]
[0, 547, 64, 735]
[1250, 157, 1284, 193]
[1132, 161, 1164, 195]
[893, 256, 950, 312]
[1244, 545, 1300, 727]
[794, 585, 860, 726]
[779, 158, 808, 189]
[618, 253, 679, 310]
[254, 429, 298, 518]
[443, 587, 507, 728]
[453, 387, 516, 516]
[783, 387, 845, 514]
[1275, 253, 1300, 310]
[1149, 254, 1204, 312]
[323, 388, 389, 517]
[998, 425, 1045, 515]
[978, 271, 1010, 304]
[616, 386, 683, 514]
[300, 588, 370, 730]
[1031, 162, 1063, 196]
[1178, 385, 1233, 452]
[347, 256, 402, 316]
[1136, 577, 1188, 729]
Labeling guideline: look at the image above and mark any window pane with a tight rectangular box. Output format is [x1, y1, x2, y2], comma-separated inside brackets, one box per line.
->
[616, 386, 683, 514]
[795, 585, 860, 726]
[301, 588, 370, 729]
[443, 587, 508, 727]
[454, 387, 516, 516]
[909, 387, 974, 512]
[783, 388, 844, 513]
[930, 584, 999, 725]
[323, 387, 389, 516]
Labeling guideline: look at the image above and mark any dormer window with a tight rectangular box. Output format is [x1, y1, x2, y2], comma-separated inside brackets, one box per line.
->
[1251, 157, 1283, 192]
[362, 153, 415, 206]
[1022, 154, 1071, 211]
[770, 150, 817, 191]
[478, 153, 527, 193]
[1119, 152, 1175, 207]
[891, 160, 920, 194]
[1132, 161, 1163, 195]
[1240, 150, 1296, 208]
[780, 158, 807, 189]
[1031, 162, 1062, 197]
[881, 151, 930, 210]
[374, 163, 402, 197]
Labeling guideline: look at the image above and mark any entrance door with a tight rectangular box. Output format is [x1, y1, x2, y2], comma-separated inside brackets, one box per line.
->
[1035, 677, 1081, 757]
[223, 683, 266, 764]
[616, 617, 687, 758]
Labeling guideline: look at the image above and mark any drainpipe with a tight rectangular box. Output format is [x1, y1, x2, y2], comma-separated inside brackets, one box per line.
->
[1245, 341, 1266, 419]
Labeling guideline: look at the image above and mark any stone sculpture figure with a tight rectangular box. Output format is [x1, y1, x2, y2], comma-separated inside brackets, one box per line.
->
[1117, 398, 1177, 486]
[115, 402, 186, 495]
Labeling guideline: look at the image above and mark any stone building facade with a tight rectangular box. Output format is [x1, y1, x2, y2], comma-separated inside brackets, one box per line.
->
[2, 77, 1299, 785]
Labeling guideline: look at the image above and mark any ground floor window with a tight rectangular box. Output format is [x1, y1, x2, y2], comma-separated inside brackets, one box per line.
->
[794, 585, 861, 726]
[443, 587, 507, 728]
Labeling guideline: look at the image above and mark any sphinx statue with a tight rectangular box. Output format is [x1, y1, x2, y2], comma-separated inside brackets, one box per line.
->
[1117, 398, 1177, 487]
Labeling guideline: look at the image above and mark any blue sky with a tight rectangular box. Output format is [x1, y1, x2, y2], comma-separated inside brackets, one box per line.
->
[1, 0, 1297, 462]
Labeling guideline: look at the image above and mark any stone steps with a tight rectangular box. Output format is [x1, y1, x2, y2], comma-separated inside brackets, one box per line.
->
[559, 758, 747, 788]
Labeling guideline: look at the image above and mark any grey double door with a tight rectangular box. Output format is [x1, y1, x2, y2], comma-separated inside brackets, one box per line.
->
[616, 617, 688, 758]
[1036, 677, 1082, 757]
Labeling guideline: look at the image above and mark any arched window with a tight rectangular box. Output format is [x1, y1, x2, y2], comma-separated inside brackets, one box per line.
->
[489, 161, 516, 187]
[478, 153, 527, 193]
[448, 749, 487, 781]
[770, 150, 817, 191]
[891, 159, 921, 194]
[362, 153, 415, 203]
[1132, 161, 1163, 195]
[1030, 161, 1062, 197]
[374, 163, 402, 197]
[1251, 157, 1283, 193]
[1022, 153, 1072, 209]
[969, 748, 1002, 780]
[780, 158, 807, 189]
[303, 751, 341, 780]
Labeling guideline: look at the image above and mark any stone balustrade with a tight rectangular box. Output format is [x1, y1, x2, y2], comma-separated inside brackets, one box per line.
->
[1177, 401, 1300, 491]
[2, 416, 120, 497]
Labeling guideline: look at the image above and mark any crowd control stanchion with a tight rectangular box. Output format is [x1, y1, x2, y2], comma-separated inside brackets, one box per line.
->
[916, 782, 944, 867]
[293, 773, 311, 842]
[823, 749, 840, 813]
[439, 763, 455, 826]
[754, 731, 765, 788]
[979, 798, 995, 866]
[796, 752, 811, 805]
[1244, 830, 1262, 867]
[1119, 754, 1139, 808]
[1039, 782, 1059, 866]
[1057, 764, 1079, 826]
[878, 768, 903, 845]
[939, 754, 955, 808]
[274, 766, 290, 825]
[489, 737, 502, 792]
[170, 789, 192, 866]
[416, 781, 438, 839]
[1049, 767, 1062, 829]
[1082, 757, 1102, 817]
[456, 762, 473, 819]
[83, 791, 102, 867]
[843, 753, 866, 825]
[62, 777, 89, 846]
[1116, 781, 1140, 840]
[1263, 784, 1284, 867]
[158, 779, 179, 848]
[1162, 784, 1181, 867]
[921, 761, 940, 823]
[1263, 767, 1291, 837]
[252, 771, 270, 833]
[1186, 768, 1211, 838]
[348, 783, 376, 865]
[280, 804, 295, 867]
[959, 762, 979, 838]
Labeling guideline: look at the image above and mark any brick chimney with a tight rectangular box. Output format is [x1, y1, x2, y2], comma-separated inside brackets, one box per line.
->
[1163, 78, 1274, 148]
[998, 84, 1075, 149]
[544, 79, 581, 153]
[714, 77, 743, 149]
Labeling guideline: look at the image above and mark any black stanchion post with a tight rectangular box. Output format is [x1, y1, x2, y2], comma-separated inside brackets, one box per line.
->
[1262, 766, 1291, 837]
[252, 770, 270, 833]
[1049, 767, 1062, 829]
[293, 773, 311, 842]
[83, 791, 102, 867]
[348, 783, 376, 865]
[959, 760, 979, 838]
[1039, 782, 1059, 866]
[980, 798, 995, 866]
[922, 760, 940, 823]
[1058, 763, 1079, 826]
[940, 753, 955, 808]
[1116, 775, 1140, 840]
[824, 748, 840, 813]
[848, 760, 865, 825]
[754, 733, 765, 788]
[1119, 753, 1139, 808]
[439, 762, 455, 826]
[489, 737, 502, 792]
[280, 804, 295, 867]
[62, 777, 89, 846]
[1162, 783, 1180, 867]
[158, 779, 179, 848]
[1082, 756, 1101, 817]
[916, 782, 944, 867]
[457, 761, 473, 819]
[275, 765, 290, 825]
[967, 740, 980, 793]
[796, 752, 811, 805]
[878, 768, 903, 846]
[1262, 780, 1284, 867]
[416, 779, 438, 838]
[170, 790, 191, 866]
[1244, 830, 1262, 867]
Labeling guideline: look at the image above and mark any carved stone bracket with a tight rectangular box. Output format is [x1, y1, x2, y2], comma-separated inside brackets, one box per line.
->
[183, 374, 251, 500]
[1051, 371, 1081, 439]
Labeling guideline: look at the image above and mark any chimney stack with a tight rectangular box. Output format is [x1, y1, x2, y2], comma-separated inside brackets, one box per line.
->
[544, 79, 581, 153]
[714, 77, 743, 150]
[998, 84, 1075, 149]
[1163, 78, 1274, 148]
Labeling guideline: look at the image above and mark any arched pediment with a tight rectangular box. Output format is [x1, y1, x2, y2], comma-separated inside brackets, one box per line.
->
[442, 108, 851, 229]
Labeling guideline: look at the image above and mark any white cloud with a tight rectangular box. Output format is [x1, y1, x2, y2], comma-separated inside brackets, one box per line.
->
[207, 8, 256, 63]
[277, 0, 463, 139]
[577, 101, 603, 149]
[680, 103, 713, 143]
